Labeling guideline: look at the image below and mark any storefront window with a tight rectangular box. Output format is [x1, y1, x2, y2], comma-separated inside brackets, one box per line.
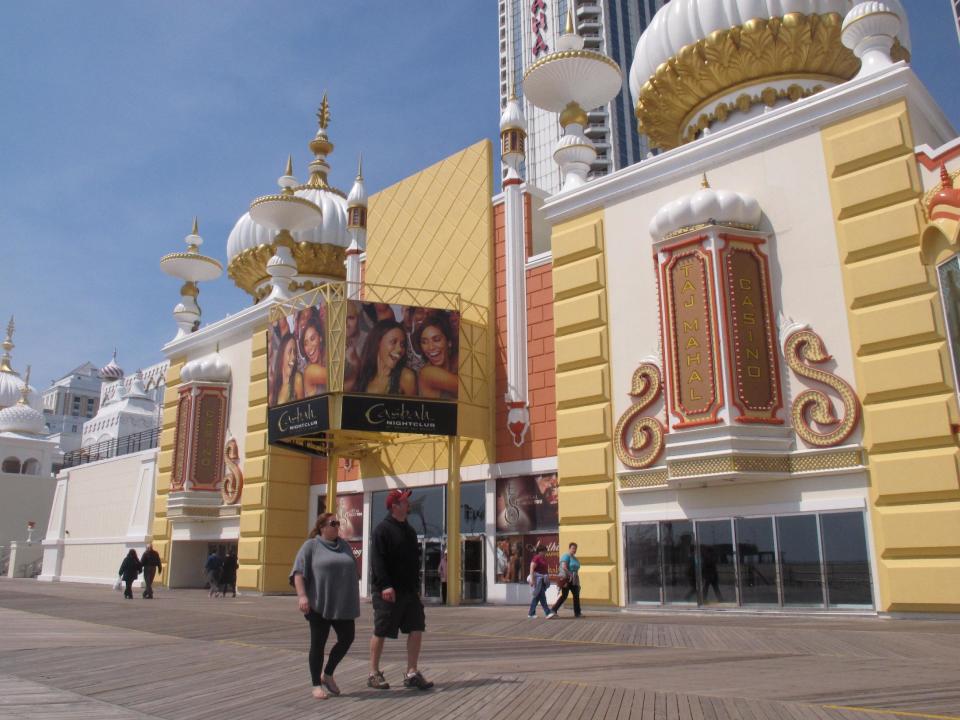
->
[820, 511, 872, 607]
[661, 520, 696, 605]
[371, 486, 445, 537]
[696, 520, 736, 605]
[736, 517, 779, 605]
[495, 474, 558, 583]
[460, 481, 486, 535]
[317, 493, 364, 578]
[625, 523, 661, 603]
[776, 515, 824, 606]
[622, 511, 872, 610]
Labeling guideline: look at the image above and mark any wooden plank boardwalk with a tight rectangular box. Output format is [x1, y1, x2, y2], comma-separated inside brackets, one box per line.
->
[0, 579, 958, 720]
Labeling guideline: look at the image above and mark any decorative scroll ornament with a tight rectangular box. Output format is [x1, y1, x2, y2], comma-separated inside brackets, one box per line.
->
[222, 436, 244, 505]
[783, 329, 860, 447]
[506, 401, 530, 447]
[615, 363, 666, 469]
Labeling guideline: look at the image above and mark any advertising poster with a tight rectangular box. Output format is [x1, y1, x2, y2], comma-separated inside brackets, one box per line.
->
[495, 474, 559, 534]
[495, 533, 559, 584]
[343, 300, 460, 401]
[268, 299, 329, 408]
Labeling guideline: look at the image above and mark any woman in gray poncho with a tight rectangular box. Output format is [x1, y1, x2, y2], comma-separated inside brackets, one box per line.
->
[291, 512, 360, 700]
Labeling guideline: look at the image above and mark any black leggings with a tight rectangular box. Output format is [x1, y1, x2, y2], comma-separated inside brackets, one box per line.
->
[307, 615, 355, 686]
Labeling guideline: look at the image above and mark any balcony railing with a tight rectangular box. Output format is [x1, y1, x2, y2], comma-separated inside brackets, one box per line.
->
[61, 426, 161, 469]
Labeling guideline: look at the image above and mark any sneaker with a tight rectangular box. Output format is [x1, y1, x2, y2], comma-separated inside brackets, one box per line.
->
[403, 671, 434, 690]
[367, 671, 390, 690]
[546, 612, 557, 619]
[527, 614, 536, 619]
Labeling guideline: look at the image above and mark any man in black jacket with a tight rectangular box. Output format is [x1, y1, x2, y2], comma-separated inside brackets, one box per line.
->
[368, 489, 433, 691]
[140, 543, 162, 599]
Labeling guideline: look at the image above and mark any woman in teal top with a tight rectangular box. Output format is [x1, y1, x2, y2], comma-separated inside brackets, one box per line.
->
[551, 542, 583, 617]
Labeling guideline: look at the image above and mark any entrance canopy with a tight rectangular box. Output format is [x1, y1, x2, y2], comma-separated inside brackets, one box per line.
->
[266, 281, 479, 455]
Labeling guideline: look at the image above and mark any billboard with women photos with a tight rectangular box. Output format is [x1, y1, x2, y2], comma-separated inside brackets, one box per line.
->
[344, 300, 460, 401]
[268, 299, 330, 407]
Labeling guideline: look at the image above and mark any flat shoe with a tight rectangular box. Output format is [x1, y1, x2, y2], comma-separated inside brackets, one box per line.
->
[311, 687, 328, 700]
[322, 676, 341, 696]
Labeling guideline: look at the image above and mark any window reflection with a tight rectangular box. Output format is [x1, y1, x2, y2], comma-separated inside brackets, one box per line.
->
[777, 515, 824, 606]
[625, 523, 661, 603]
[696, 520, 736, 605]
[661, 521, 696, 604]
[820, 512, 872, 607]
[937, 256, 960, 393]
[736, 517, 779, 605]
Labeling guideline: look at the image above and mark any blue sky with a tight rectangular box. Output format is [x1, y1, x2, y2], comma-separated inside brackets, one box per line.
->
[1, 1, 957, 390]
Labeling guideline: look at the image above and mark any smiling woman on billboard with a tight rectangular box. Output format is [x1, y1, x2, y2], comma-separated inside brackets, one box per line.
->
[298, 309, 328, 396]
[414, 311, 458, 400]
[271, 331, 304, 406]
[353, 319, 417, 396]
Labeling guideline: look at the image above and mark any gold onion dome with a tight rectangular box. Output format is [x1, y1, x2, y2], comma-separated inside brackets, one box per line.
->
[227, 96, 350, 301]
[0, 365, 45, 435]
[0, 317, 41, 411]
[628, 0, 911, 151]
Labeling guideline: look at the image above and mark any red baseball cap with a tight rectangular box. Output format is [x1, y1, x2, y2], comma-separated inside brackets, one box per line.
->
[385, 488, 412, 510]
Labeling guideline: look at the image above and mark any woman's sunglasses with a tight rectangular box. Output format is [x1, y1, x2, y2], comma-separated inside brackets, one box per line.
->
[325, 520, 341, 527]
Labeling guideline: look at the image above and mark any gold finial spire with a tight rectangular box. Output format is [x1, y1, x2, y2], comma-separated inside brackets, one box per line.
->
[316, 93, 331, 130]
[18, 365, 31, 404]
[509, 83, 517, 101]
[565, 6, 575, 34]
[191, 216, 199, 235]
[0, 315, 15, 375]
[285, 154, 294, 176]
[701, 173, 710, 189]
[356, 153, 363, 180]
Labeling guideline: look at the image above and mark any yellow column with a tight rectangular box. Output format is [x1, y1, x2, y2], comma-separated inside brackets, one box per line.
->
[325, 453, 338, 514]
[149, 357, 186, 585]
[822, 100, 960, 613]
[238, 325, 312, 593]
[445, 436, 461, 605]
[550, 210, 619, 606]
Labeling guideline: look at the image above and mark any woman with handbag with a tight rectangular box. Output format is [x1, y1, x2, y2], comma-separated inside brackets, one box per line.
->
[551, 542, 582, 618]
[290, 512, 360, 700]
[117, 549, 142, 600]
[527, 544, 556, 619]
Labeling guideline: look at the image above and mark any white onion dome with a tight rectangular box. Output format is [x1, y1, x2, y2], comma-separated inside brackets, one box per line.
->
[0, 401, 45, 435]
[125, 371, 152, 400]
[347, 166, 367, 209]
[180, 352, 231, 384]
[0, 372, 40, 411]
[99, 351, 124, 381]
[629, 0, 910, 151]
[499, 95, 526, 134]
[227, 96, 350, 301]
[649, 179, 762, 241]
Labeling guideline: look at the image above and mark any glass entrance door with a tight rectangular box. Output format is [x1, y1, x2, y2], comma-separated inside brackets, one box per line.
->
[421, 539, 443, 603]
[461, 535, 485, 603]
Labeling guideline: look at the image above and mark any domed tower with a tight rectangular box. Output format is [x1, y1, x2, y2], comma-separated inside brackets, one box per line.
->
[345, 156, 367, 296]
[629, 0, 911, 151]
[0, 317, 40, 411]
[227, 95, 352, 302]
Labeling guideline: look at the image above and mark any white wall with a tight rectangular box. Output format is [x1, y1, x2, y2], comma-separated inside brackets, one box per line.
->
[0, 470, 57, 549]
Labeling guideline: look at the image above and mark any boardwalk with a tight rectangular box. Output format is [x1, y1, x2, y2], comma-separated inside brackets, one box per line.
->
[0, 579, 958, 720]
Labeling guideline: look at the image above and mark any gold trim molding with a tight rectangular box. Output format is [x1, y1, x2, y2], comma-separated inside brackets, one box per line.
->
[636, 13, 859, 150]
[618, 449, 863, 488]
[227, 242, 347, 299]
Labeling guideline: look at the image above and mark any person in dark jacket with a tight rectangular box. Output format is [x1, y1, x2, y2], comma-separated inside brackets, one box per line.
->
[118, 549, 142, 599]
[204, 551, 223, 598]
[219, 550, 239, 598]
[367, 489, 433, 691]
[140, 544, 162, 599]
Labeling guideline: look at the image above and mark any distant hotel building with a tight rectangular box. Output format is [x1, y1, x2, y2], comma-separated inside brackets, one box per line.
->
[498, 0, 668, 193]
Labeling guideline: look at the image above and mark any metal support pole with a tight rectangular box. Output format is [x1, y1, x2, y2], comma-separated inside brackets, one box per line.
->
[325, 452, 338, 514]
[445, 436, 461, 606]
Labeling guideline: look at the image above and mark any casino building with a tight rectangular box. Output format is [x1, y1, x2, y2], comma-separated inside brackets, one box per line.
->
[152, 1, 960, 614]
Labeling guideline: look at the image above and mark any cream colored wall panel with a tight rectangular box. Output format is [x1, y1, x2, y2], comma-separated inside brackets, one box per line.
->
[838, 201, 923, 262]
[869, 447, 960, 498]
[857, 342, 953, 401]
[882, 559, 960, 609]
[557, 443, 613, 483]
[554, 291, 607, 336]
[556, 404, 611, 445]
[555, 327, 608, 372]
[556, 366, 610, 409]
[831, 155, 921, 220]
[846, 248, 935, 308]
[557, 483, 614, 523]
[552, 217, 604, 264]
[553, 255, 605, 301]
[822, 106, 911, 177]
[874, 502, 960, 555]
[851, 293, 941, 353]
[863, 395, 956, 451]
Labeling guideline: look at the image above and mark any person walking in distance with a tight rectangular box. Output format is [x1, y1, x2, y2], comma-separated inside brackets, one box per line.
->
[291, 512, 360, 700]
[550, 542, 583, 618]
[140, 543, 162, 599]
[118, 549, 142, 600]
[204, 550, 223, 598]
[438, 549, 448, 605]
[528, 544, 555, 619]
[368, 489, 434, 691]
[220, 549, 239, 598]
